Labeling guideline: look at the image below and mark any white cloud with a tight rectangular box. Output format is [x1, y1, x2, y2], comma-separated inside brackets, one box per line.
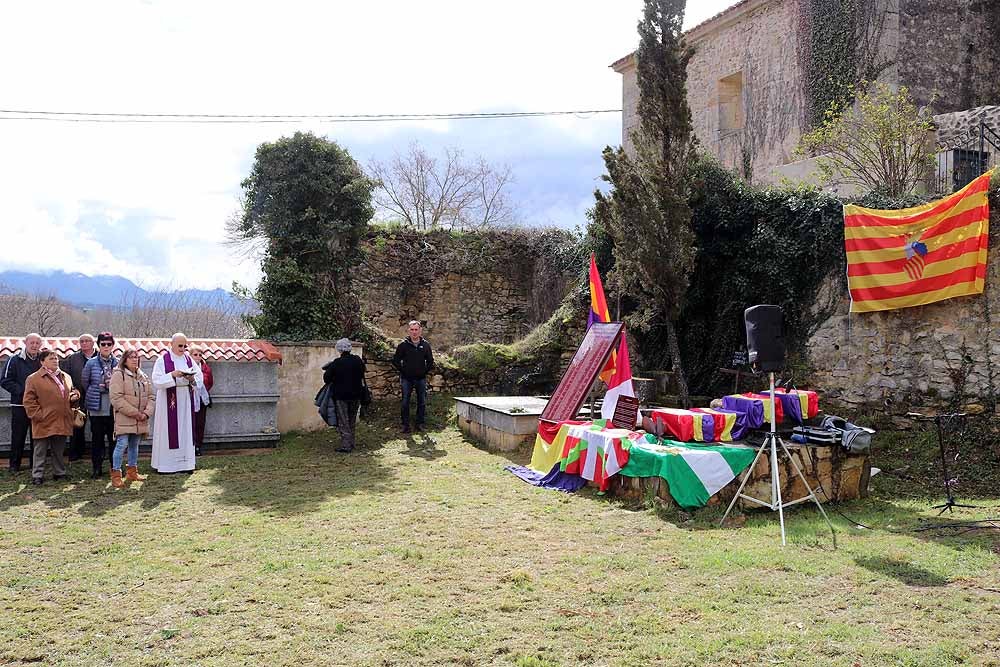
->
[0, 0, 738, 289]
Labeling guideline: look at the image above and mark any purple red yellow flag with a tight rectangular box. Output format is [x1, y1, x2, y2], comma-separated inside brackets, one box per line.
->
[587, 254, 611, 328]
[844, 171, 992, 313]
[587, 254, 617, 384]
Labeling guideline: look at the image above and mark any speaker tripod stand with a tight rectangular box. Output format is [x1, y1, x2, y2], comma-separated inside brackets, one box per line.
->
[720, 372, 837, 547]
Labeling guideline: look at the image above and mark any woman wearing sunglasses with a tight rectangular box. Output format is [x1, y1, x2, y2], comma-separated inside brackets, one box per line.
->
[81, 331, 118, 478]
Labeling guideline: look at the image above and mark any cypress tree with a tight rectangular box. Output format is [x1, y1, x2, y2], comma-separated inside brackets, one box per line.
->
[592, 0, 697, 405]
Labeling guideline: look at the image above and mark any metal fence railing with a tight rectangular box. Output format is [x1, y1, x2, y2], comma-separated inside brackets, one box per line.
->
[934, 120, 1000, 194]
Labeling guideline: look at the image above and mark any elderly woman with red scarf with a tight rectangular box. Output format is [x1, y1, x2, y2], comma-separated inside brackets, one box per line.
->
[23, 350, 80, 485]
[189, 345, 214, 456]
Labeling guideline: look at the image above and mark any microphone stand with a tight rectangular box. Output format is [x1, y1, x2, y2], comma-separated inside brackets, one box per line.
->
[907, 412, 978, 515]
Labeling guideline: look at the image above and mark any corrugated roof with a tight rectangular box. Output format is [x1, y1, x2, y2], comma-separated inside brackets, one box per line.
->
[0, 337, 282, 363]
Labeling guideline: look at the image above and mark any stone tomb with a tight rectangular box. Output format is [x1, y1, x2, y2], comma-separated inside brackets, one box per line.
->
[455, 396, 549, 452]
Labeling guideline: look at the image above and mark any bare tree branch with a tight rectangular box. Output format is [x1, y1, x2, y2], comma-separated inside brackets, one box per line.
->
[368, 143, 519, 230]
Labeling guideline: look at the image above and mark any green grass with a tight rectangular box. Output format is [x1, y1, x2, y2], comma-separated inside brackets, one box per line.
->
[1, 398, 998, 666]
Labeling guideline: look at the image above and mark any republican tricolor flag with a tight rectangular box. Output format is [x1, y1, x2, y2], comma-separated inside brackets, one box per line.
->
[588, 254, 636, 419]
[845, 171, 992, 313]
[588, 253, 617, 385]
[587, 253, 612, 328]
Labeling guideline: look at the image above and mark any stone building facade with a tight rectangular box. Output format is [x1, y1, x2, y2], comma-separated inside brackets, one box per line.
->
[612, 0, 997, 184]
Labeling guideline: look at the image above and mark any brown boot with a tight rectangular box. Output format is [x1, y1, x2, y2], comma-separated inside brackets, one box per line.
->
[110, 469, 124, 489]
[125, 466, 146, 482]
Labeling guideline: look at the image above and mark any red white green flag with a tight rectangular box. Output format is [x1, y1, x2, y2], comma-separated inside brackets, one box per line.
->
[600, 332, 635, 422]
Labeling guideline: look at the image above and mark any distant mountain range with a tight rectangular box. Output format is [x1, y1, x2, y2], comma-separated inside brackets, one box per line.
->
[0, 270, 250, 311]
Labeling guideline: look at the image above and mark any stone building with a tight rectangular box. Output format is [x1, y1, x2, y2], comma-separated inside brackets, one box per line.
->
[611, 0, 998, 184]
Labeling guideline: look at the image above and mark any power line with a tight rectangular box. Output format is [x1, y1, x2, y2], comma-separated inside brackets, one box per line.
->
[0, 108, 621, 124]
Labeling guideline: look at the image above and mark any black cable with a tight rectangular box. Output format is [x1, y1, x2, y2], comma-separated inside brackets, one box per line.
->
[0, 108, 621, 124]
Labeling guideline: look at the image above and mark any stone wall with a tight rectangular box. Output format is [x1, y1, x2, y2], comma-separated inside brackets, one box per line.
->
[686, 0, 803, 181]
[611, 443, 870, 509]
[805, 202, 999, 412]
[274, 340, 362, 433]
[355, 229, 578, 352]
[934, 105, 1000, 148]
[615, 0, 803, 181]
[897, 0, 997, 114]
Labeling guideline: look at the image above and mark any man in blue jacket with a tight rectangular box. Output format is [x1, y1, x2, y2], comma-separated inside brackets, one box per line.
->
[2, 333, 42, 474]
[391, 321, 434, 434]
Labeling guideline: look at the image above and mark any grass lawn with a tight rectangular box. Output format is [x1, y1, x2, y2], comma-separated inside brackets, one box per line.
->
[2, 398, 998, 666]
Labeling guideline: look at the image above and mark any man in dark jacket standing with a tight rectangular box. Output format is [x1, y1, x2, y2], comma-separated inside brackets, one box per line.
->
[1, 333, 42, 474]
[59, 333, 96, 461]
[322, 338, 366, 453]
[391, 320, 434, 433]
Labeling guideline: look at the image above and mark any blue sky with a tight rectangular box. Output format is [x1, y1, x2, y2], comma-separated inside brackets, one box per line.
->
[0, 0, 737, 290]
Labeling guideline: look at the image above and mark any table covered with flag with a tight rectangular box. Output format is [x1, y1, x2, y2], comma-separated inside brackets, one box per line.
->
[508, 419, 757, 508]
[511, 419, 635, 492]
[620, 435, 758, 509]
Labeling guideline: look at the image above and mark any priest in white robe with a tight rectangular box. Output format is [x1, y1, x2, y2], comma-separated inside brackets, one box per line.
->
[151, 333, 203, 473]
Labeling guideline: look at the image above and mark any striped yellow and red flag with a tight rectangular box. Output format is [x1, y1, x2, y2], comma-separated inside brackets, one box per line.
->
[845, 172, 992, 313]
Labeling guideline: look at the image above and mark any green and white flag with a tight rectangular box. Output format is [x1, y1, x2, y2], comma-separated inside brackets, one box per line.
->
[621, 436, 757, 508]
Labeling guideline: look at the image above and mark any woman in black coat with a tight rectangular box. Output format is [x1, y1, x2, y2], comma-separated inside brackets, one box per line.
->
[322, 338, 365, 453]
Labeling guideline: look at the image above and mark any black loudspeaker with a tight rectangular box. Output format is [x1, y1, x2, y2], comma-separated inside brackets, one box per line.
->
[744, 305, 785, 372]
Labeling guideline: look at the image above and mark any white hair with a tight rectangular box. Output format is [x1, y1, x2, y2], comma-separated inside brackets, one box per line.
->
[78, 333, 95, 342]
[407, 320, 421, 328]
[335, 338, 352, 353]
[171, 332, 188, 343]
[24, 333, 42, 342]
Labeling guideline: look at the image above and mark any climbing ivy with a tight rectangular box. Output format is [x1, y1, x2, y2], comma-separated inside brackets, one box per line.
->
[796, 0, 892, 128]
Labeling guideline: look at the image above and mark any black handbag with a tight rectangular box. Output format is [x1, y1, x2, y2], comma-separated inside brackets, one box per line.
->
[361, 373, 373, 406]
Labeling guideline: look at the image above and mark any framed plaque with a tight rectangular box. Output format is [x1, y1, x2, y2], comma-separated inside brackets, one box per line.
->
[611, 395, 640, 430]
[539, 322, 623, 423]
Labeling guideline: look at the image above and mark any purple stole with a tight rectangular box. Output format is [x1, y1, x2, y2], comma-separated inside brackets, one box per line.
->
[162, 352, 195, 450]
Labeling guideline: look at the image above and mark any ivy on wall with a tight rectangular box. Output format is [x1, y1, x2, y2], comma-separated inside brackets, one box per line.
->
[795, 0, 892, 129]
[630, 156, 955, 396]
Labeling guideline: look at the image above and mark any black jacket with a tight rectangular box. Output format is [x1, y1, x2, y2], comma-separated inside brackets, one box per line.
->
[60, 349, 96, 393]
[323, 353, 366, 401]
[392, 337, 434, 380]
[1, 351, 42, 406]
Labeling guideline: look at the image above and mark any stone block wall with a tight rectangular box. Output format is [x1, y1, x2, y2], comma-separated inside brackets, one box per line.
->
[616, 0, 803, 181]
[934, 105, 1000, 148]
[614, 0, 997, 185]
[354, 229, 578, 352]
[685, 0, 803, 181]
[610, 443, 870, 508]
[897, 0, 997, 114]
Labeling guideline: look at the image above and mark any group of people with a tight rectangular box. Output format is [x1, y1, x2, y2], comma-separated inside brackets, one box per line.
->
[7, 320, 438, 480]
[320, 320, 436, 451]
[2, 332, 214, 487]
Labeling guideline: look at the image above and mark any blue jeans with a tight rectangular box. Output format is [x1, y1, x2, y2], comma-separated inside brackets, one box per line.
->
[400, 377, 427, 427]
[113, 434, 140, 470]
